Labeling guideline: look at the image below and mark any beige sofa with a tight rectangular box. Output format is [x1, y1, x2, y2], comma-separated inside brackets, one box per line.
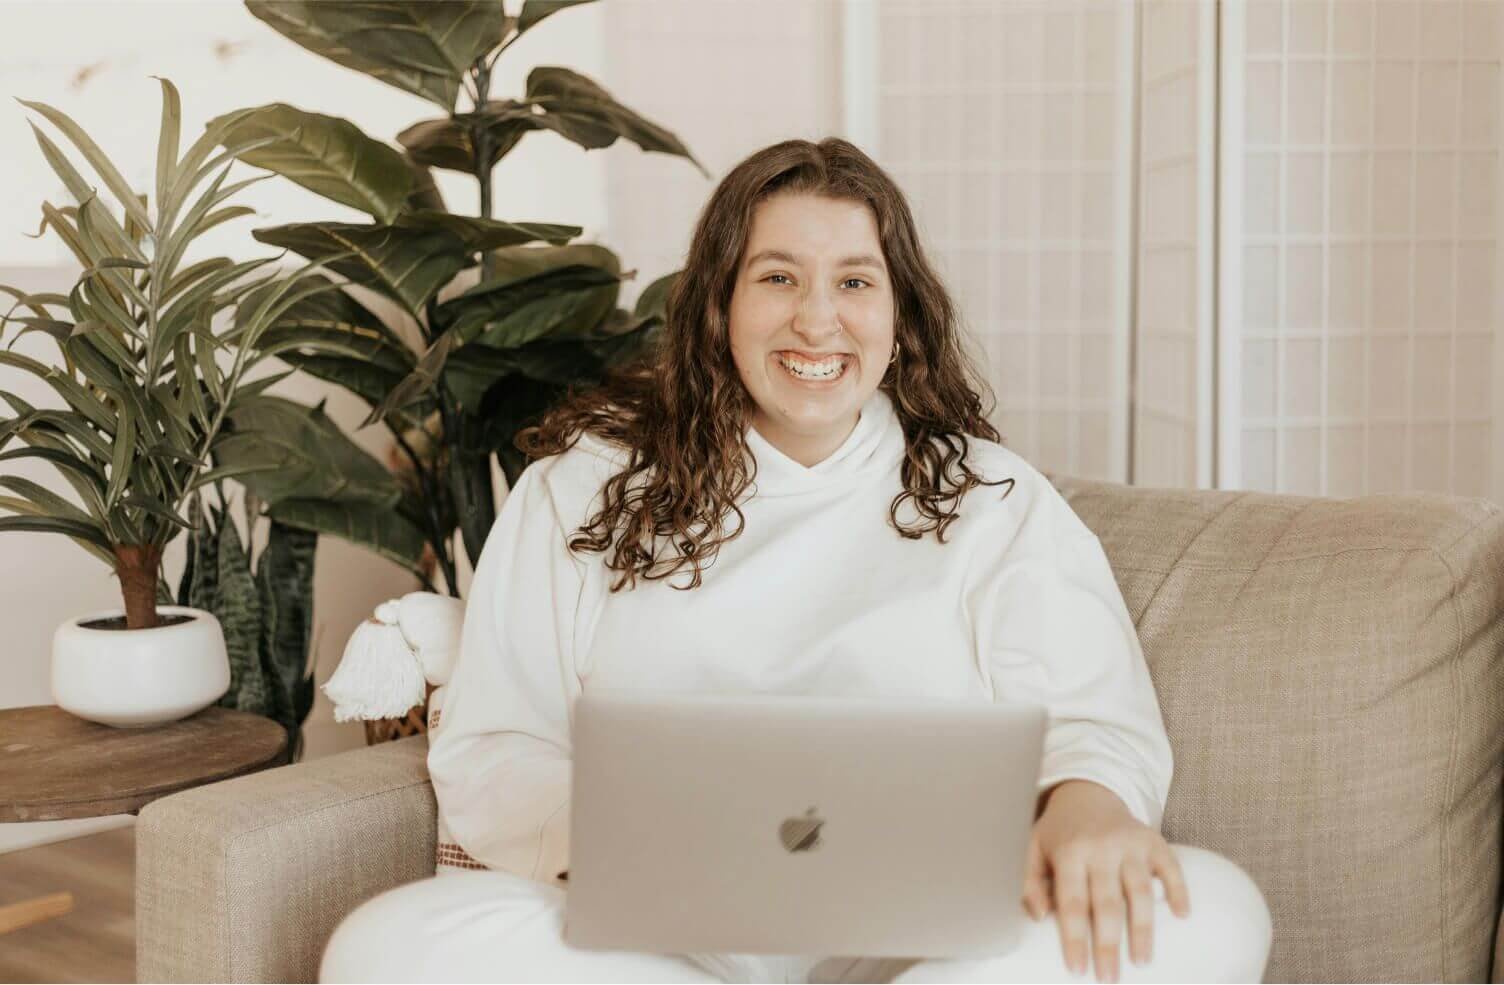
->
[135, 476, 1504, 983]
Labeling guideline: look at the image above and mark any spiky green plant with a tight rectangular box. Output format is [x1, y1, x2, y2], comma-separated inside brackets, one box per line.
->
[0, 77, 347, 629]
[178, 489, 318, 761]
[204, 0, 705, 596]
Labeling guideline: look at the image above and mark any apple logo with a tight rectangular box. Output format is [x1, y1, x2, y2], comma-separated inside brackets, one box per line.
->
[779, 807, 824, 852]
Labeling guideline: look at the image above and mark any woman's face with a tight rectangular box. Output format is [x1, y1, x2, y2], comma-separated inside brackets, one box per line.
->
[727, 191, 896, 467]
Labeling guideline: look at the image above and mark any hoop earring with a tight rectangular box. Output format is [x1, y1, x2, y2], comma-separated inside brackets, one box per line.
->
[889, 340, 900, 365]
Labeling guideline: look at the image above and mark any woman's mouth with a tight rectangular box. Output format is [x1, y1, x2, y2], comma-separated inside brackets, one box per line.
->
[774, 351, 850, 384]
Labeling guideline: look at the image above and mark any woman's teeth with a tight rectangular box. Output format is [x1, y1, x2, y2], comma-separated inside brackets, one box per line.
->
[777, 353, 848, 381]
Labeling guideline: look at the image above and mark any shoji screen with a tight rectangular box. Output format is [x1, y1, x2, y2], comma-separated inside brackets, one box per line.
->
[1136, 0, 1218, 488]
[872, 0, 1137, 482]
[1232, 0, 1501, 498]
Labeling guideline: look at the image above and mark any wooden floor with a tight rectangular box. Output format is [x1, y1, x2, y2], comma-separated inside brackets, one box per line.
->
[0, 827, 134, 984]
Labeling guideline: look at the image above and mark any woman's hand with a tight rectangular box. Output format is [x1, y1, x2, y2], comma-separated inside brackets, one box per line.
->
[1022, 779, 1190, 983]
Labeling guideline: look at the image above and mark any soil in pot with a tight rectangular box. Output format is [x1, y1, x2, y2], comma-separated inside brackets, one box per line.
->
[78, 614, 197, 631]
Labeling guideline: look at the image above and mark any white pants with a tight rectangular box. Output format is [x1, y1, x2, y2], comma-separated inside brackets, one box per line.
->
[320, 844, 1271, 984]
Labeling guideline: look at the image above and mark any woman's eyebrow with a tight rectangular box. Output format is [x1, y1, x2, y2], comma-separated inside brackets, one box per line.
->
[745, 249, 885, 271]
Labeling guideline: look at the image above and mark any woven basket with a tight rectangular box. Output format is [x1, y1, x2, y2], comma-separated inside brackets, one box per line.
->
[364, 681, 439, 745]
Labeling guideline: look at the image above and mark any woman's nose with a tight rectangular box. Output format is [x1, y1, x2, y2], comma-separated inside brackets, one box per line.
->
[792, 288, 841, 341]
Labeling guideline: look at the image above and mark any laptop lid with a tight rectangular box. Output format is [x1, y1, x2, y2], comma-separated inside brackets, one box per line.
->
[564, 690, 1046, 958]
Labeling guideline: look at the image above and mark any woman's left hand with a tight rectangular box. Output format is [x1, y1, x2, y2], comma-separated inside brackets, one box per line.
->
[1022, 779, 1190, 983]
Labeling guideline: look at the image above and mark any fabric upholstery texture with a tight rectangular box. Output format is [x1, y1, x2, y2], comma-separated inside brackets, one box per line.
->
[135, 735, 437, 983]
[1047, 476, 1504, 983]
[133, 478, 1504, 984]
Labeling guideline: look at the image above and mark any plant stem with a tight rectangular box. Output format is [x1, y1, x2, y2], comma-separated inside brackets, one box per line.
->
[472, 62, 496, 283]
[114, 543, 163, 629]
[390, 422, 459, 597]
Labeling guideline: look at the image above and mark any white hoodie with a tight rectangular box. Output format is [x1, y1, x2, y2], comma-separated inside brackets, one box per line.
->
[426, 388, 1173, 886]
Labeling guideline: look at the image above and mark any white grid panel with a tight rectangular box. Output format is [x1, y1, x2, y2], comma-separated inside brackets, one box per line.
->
[874, 0, 1134, 482]
[1134, 0, 1214, 489]
[1238, 0, 1499, 498]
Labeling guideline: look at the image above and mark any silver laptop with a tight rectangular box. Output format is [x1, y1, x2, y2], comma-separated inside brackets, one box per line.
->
[563, 690, 1047, 958]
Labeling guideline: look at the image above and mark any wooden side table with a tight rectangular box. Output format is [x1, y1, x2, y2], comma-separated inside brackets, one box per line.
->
[0, 704, 288, 935]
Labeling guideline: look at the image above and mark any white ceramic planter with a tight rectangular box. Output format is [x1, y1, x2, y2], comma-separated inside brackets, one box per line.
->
[52, 605, 231, 728]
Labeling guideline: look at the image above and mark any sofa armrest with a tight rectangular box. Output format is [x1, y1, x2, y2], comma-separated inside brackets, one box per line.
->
[136, 735, 436, 984]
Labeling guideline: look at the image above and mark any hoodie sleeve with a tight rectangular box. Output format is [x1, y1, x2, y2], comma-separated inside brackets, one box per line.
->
[979, 517, 1174, 831]
[425, 457, 583, 884]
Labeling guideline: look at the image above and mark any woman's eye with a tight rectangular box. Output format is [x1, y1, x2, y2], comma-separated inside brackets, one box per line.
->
[842, 278, 869, 289]
[766, 274, 791, 285]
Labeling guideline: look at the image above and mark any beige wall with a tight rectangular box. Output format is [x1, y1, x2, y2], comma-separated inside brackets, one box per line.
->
[600, 0, 845, 309]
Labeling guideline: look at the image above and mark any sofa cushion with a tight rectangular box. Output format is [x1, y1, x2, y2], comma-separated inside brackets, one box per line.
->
[1047, 477, 1504, 983]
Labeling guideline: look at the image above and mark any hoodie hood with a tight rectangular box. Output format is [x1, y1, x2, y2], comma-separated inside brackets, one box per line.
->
[742, 388, 903, 498]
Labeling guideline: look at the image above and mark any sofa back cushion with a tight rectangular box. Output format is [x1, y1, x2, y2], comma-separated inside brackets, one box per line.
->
[1047, 477, 1504, 983]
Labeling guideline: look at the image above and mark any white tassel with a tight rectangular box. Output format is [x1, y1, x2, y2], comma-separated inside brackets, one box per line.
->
[322, 599, 428, 722]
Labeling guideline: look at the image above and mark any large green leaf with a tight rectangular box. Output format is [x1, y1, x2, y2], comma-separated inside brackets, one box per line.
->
[245, 221, 464, 320]
[486, 242, 619, 288]
[442, 321, 654, 406]
[273, 352, 432, 425]
[269, 496, 426, 571]
[216, 395, 403, 506]
[399, 77, 707, 176]
[526, 68, 708, 176]
[635, 270, 678, 320]
[399, 211, 579, 252]
[366, 259, 620, 421]
[239, 273, 415, 366]
[245, 1, 507, 111]
[517, 0, 596, 34]
[255, 325, 412, 375]
[207, 104, 414, 224]
[434, 262, 622, 351]
[251, 212, 578, 318]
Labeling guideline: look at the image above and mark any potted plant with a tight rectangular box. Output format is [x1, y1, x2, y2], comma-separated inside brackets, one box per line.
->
[205, 0, 705, 607]
[191, 0, 706, 743]
[0, 78, 344, 728]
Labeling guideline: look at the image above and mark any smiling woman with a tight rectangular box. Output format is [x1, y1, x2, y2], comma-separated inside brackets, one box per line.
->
[320, 138, 1273, 985]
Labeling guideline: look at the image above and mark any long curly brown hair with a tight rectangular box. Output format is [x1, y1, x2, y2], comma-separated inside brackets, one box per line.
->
[515, 138, 1013, 592]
